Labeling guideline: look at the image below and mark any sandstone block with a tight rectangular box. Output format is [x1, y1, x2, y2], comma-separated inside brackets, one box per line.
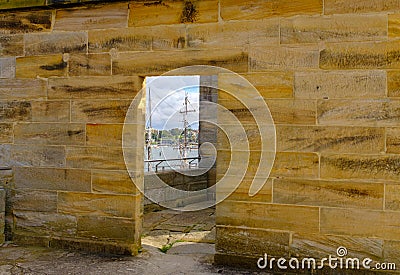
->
[14, 167, 91, 192]
[66, 146, 126, 170]
[220, 0, 322, 21]
[216, 226, 290, 257]
[276, 125, 385, 153]
[77, 216, 137, 241]
[321, 154, 400, 181]
[0, 57, 15, 78]
[54, 3, 129, 31]
[0, 79, 46, 100]
[250, 46, 319, 71]
[0, 101, 31, 122]
[187, 19, 279, 50]
[71, 100, 131, 123]
[295, 70, 386, 99]
[0, 145, 65, 168]
[271, 152, 319, 178]
[0, 35, 23, 56]
[389, 14, 400, 38]
[216, 200, 320, 234]
[0, 10, 52, 34]
[0, 124, 12, 143]
[265, 99, 316, 125]
[386, 127, 400, 154]
[14, 123, 85, 145]
[69, 53, 111, 76]
[129, 0, 218, 27]
[112, 49, 248, 75]
[48, 76, 141, 99]
[281, 14, 387, 44]
[388, 70, 400, 97]
[320, 207, 400, 240]
[273, 178, 384, 209]
[291, 233, 383, 261]
[25, 32, 87, 56]
[13, 190, 57, 212]
[31, 101, 70, 122]
[86, 124, 122, 147]
[384, 240, 400, 265]
[317, 99, 400, 126]
[324, 0, 400, 15]
[91, 170, 139, 195]
[14, 210, 77, 236]
[58, 192, 140, 218]
[385, 184, 400, 211]
[16, 55, 67, 78]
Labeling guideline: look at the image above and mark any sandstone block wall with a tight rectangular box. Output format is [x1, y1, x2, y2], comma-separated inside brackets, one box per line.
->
[0, 0, 398, 270]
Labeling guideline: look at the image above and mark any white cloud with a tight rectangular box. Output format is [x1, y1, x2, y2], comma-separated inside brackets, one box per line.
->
[145, 76, 200, 130]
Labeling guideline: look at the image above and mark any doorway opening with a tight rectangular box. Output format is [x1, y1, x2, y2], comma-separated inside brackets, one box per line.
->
[141, 75, 217, 258]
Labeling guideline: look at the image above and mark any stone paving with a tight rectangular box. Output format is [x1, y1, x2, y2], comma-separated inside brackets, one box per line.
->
[0, 207, 272, 274]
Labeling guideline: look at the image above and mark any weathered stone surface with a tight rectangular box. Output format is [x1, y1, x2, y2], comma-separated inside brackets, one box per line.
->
[66, 146, 125, 170]
[58, 192, 140, 218]
[295, 70, 386, 99]
[273, 178, 384, 209]
[276, 125, 385, 153]
[112, 49, 248, 75]
[320, 42, 386, 69]
[321, 154, 400, 181]
[89, 25, 186, 52]
[187, 20, 279, 50]
[0, 35, 23, 56]
[0, 10, 52, 34]
[281, 15, 387, 44]
[0, 0, 46, 10]
[14, 123, 85, 145]
[14, 167, 91, 192]
[0, 145, 65, 167]
[389, 14, 400, 38]
[31, 101, 70, 122]
[250, 46, 319, 71]
[54, 3, 128, 31]
[25, 32, 87, 56]
[0, 79, 46, 100]
[86, 124, 122, 147]
[271, 152, 319, 178]
[16, 55, 67, 78]
[13, 190, 57, 212]
[317, 99, 400, 126]
[0, 101, 31, 122]
[387, 127, 400, 154]
[218, 176, 272, 203]
[384, 240, 400, 264]
[14, 211, 76, 236]
[265, 99, 316, 124]
[291, 233, 383, 260]
[77, 216, 137, 241]
[71, 100, 131, 123]
[388, 70, 400, 97]
[129, 0, 218, 27]
[220, 0, 322, 21]
[216, 226, 290, 257]
[325, 0, 400, 15]
[0, 57, 15, 78]
[0, 124, 12, 143]
[385, 184, 400, 211]
[48, 76, 141, 99]
[320, 207, 400, 240]
[216, 200, 320, 234]
[91, 170, 138, 195]
[69, 53, 111, 76]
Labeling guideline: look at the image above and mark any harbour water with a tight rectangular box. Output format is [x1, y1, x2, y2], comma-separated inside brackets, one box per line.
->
[145, 146, 199, 172]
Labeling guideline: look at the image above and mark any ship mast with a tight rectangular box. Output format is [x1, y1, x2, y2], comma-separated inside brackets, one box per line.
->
[146, 87, 152, 171]
[179, 90, 196, 167]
